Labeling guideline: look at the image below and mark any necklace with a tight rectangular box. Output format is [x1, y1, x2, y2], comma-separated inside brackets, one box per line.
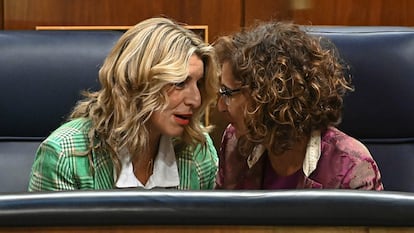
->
[147, 158, 154, 177]
[133, 157, 154, 182]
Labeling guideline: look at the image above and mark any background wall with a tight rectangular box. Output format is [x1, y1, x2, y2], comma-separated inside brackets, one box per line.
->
[2, 0, 414, 149]
[3, 0, 414, 39]
[1, 0, 242, 42]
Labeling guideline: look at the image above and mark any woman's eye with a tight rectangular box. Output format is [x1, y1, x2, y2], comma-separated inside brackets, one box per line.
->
[174, 80, 187, 89]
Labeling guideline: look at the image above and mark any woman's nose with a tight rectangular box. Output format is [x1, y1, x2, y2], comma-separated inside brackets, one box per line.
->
[217, 95, 227, 112]
[185, 85, 201, 108]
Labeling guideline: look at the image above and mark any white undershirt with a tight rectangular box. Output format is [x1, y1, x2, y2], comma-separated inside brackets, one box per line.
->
[115, 135, 180, 189]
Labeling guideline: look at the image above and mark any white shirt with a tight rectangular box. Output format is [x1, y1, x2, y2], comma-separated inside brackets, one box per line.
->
[115, 135, 180, 189]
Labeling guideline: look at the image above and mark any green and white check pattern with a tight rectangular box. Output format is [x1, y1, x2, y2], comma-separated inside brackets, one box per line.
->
[28, 118, 218, 191]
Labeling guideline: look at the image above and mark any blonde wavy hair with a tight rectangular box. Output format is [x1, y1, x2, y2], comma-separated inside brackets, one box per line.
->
[214, 21, 353, 156]
[70, 17, 219, 172]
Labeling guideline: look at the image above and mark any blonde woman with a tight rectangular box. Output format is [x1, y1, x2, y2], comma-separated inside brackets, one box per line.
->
[29, 17, 219, 191]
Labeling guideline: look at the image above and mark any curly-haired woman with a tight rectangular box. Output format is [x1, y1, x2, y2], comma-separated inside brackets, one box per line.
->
[213, 20, 383, 190]
[29, 17, 219, 191]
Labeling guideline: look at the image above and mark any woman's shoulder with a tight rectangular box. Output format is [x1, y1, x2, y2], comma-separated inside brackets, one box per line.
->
[42, 118, 93, 156]
[319, 127, 383, 190]
[177, 133, 218, 164]
[321, 127, 372, 160]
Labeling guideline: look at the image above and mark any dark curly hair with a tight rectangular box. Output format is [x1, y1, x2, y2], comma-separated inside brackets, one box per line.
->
[214, 21, 353, 156]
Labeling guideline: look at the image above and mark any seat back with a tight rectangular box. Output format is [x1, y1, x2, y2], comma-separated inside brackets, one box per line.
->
[0, 30, 123, 192]
[306, 26, 414, 192]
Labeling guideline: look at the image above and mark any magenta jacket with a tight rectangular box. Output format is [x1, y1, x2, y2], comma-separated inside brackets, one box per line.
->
[215, 124, 384, 190]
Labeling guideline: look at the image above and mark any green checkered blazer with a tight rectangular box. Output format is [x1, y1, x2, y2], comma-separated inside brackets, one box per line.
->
[28, 118, 218, 191]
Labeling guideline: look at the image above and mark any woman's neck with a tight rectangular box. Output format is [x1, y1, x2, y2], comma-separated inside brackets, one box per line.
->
[267, 136, 309, 176]
[132, 133, 161, 185]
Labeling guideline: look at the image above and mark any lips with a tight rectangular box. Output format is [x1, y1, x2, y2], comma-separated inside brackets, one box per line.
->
[174, 114, 192, 125]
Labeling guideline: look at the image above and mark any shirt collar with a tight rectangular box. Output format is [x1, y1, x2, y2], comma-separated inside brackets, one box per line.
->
[302, 130, 321, 177]
[115, 135, 179, 189]
[247, 130, 322, 177]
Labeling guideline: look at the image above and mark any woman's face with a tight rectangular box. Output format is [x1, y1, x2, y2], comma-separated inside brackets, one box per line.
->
[149, 54, 204, 138]
[217, 61, 248, 138]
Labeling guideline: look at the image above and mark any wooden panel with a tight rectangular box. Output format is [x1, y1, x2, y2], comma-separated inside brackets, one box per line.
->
[289, 0, 414, 26]
[4, 0, 414, 32]
[243, 0, 414, 26]
[3, 0, 241, 42]
[0, 0, 3, 29]
[244, 0, 291, 27]
[34, 25, 209, 42]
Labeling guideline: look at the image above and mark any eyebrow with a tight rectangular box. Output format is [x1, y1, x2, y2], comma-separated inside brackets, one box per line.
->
[188, 72, 204, 81]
